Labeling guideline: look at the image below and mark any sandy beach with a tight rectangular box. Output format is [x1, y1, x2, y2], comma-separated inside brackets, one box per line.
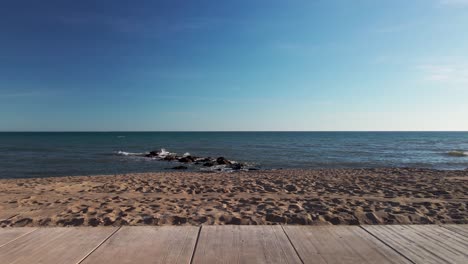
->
[0, 168, 466, 227]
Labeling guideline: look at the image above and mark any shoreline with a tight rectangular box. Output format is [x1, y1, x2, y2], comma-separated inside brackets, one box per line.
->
[1, 168, 467, 227]
[2, 166, 468, 181]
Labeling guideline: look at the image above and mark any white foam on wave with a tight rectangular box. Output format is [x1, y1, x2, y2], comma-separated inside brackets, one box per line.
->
[157, 148, 173, 158]
[200, 164, 252, 173]
[447, 150, 468, 157]
[117, 148, 176, 158]
[200, 164, 233, 172]
[116, 151, 145, 156]
[183, 152, 191, 157]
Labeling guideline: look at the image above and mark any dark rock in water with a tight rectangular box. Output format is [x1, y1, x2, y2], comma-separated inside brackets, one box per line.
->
[203, 162, 215, 167]
[143, 150, 248, 172]
[170, 166, 188, 170]
[178, 157, 193, 163]
[216, 157, 231, 165]
[248, 168, 259, 171]
[145, 151, 159, 157]
[230, 163, 244, 170]
[163, 155, 177, 161]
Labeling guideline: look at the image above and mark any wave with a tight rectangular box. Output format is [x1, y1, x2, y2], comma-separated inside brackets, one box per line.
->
[116, 148, 175, 158]
[200, 164, 237, 172]
[447, 150, 468, 157]
[116, 151, 145, 156]
[157, 148, 173, 158]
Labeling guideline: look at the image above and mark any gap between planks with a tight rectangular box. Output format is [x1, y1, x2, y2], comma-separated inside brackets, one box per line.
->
[280, 225, 305, 264]
[189, 226, 203, 264]
[76, 226, 122, 264]
[0, 228, 38, 249]
[439, 224, 468, 237]
[359, 225, 416, 264]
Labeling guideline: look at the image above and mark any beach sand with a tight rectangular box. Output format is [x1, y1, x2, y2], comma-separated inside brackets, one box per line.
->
[0, 168, 466, 227]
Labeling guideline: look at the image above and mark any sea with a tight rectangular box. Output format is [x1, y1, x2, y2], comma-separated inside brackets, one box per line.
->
[0, 132, 467, 179]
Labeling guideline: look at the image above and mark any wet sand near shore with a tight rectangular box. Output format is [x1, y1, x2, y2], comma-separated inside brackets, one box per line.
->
[0, 168, 466, 227]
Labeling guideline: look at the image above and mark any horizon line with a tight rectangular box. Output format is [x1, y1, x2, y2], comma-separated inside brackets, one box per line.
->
[1, 130, 467, 133]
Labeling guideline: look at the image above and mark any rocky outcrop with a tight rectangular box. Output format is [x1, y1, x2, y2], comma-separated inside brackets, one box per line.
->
[229, 163, 244, 170]
[178, 156, 196, 163]
[133, 149, 253, 171]
[216, 157, 231, 165]
[163, 155, 177, 161]
[203, 162, 215, 167]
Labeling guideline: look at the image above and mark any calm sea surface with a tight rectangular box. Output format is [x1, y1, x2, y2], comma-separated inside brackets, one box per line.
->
[0, 132, 467, 178]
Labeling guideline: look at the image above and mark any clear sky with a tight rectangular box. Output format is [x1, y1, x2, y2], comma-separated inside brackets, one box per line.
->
[1, 0, 467, 131]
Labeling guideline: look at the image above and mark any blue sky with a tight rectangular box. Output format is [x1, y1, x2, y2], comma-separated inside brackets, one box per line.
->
[1, 0, 467, 131]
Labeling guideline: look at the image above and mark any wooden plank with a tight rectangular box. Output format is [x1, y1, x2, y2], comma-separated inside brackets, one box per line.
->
[363, 225, 468, 264]
[441, 224, 468, 237]
[192, 225, 302, 264]
[81, 226, 199, 264]
[0, 228, 37, 248]
[0, 227, 117, 264]
[283, 225, 409, 264]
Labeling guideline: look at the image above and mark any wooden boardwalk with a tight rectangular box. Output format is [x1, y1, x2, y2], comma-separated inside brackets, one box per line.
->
[0, 225, 466, 264]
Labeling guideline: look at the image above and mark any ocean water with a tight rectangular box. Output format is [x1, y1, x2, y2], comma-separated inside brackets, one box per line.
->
[0, 132, 467, 179]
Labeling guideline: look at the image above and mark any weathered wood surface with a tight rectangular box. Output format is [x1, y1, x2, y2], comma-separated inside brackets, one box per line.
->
[0, 228, 36, 248]
[283, 225, 410, 264]
[363, 225, 468, 264]
[192, 225, 302, 264]
[81, 226, 199, 264]
[441, 224, 468, 237]
[0, 227, 117, 264]
[0, 225, 466, 264]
